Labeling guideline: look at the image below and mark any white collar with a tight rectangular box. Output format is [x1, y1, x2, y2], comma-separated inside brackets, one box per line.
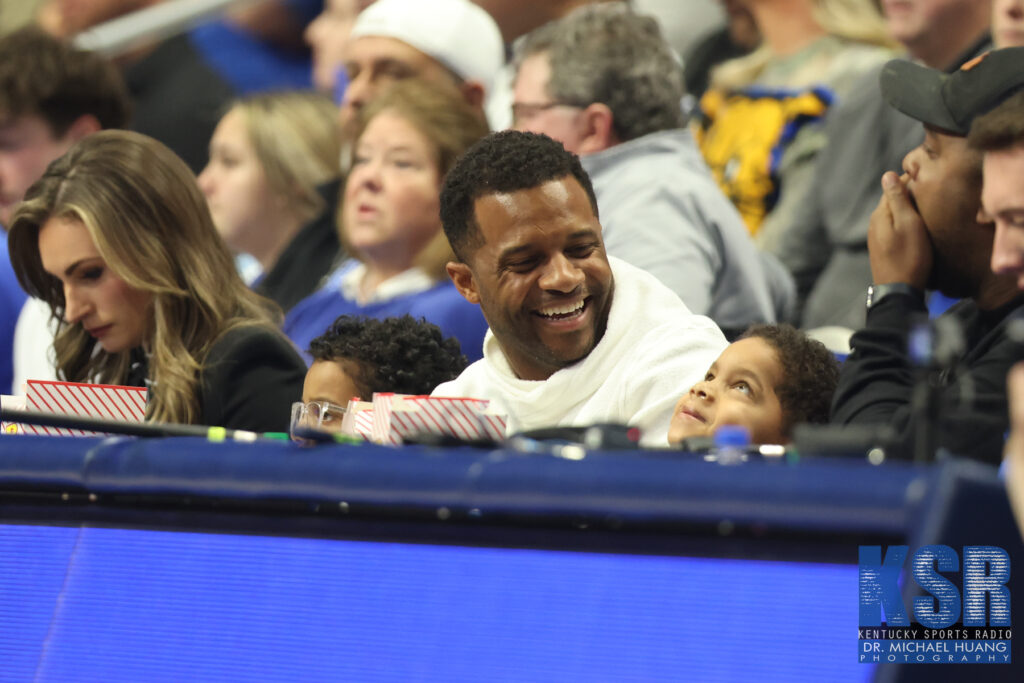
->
[338, 261, 437, 304]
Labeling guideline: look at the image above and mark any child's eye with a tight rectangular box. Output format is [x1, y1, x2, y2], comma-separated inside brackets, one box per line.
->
[704, 372, 714, 382]
[732, 381, 751, 395]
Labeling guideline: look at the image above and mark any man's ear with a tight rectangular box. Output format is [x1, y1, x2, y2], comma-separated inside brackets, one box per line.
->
[63, 114, 102, 142]
[459, 81, 487, 111]
[576, 103, 618, 155]
[446, 260, 481, 304]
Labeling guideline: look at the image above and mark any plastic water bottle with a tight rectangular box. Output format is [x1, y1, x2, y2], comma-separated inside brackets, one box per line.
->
[712, 425, 751, 465]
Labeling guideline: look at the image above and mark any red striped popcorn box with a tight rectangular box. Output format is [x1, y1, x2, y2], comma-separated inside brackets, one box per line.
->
[369, 393, 403, 445]
[340, 397, 374, 441]
[370, 393, 508, 445]
[23, 380, 147, 437]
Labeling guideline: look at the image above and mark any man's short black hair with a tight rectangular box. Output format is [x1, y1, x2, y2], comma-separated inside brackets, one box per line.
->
[0, 26, 130, 135]
[741, 324, 839, 436]
[308, 315, 468, 398]
[439, 130, 599, 261]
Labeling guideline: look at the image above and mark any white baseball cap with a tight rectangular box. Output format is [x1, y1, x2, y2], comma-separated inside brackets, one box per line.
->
[349, 0, 504, 91]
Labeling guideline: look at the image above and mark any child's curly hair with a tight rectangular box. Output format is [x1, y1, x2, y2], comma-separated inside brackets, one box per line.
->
[741, 324, 840, 435]
[308, 315, 468, 398]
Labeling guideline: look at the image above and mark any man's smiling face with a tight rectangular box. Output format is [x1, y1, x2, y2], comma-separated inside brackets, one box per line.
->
[450, 175, 613, 381]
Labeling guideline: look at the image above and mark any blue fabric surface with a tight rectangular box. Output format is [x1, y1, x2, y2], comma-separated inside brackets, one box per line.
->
[0, 434, 929, 535]
[0, 238, 28, 395]
[927, 291, 960, 318]
[188, 21, 313, 95]
[283, 265, 489, 365]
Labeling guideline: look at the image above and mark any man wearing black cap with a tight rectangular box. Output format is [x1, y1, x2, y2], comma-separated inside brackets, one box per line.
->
[830, 47, 1024, 465]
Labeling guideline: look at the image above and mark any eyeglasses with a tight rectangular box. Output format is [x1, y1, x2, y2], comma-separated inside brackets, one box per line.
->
[511, 101, 583, 124]
[290, 400, 347, 441]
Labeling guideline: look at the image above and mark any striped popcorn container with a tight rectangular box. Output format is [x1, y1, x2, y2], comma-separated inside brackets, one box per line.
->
[21, 380, 148, 436]
[370, 393, 507, 446]
[340, 397, 375, 441]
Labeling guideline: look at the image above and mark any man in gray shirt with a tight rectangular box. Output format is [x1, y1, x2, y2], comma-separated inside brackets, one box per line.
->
[775, 0, 992, 332]
[510, 3, 792, 336]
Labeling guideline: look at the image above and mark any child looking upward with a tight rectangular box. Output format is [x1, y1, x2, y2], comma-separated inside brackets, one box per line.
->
[668, 324, 839, 446]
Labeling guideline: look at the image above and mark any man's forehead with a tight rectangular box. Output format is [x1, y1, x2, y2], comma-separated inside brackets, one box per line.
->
[472, 177, 598, 246]
[984, 143, 1024, 167]
[483, 177, 573, 209]
[476, 177, 589, 218]
[982, 147, 1024, 201]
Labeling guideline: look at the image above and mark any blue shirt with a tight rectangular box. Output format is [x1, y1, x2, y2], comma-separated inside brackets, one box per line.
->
[0, 238, 28, 395]
[189, 20, 313, 94]
[284, 267, 489, 366]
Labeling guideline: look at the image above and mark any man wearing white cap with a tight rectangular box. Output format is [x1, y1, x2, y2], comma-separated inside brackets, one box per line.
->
[340, 0, 504, 135]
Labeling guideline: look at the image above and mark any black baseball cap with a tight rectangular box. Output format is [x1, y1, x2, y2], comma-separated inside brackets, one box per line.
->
[880, 47, 1024, 136]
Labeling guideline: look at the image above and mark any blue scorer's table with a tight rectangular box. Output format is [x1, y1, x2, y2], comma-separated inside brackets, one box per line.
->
[0, 435, 1019, 682]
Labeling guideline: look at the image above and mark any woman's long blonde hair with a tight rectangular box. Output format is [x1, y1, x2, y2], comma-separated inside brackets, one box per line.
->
[712, 0, 896, 91]
[340, 78, 490, 281]
[9, 130, 281, 424]
[230, 91, 341, 226]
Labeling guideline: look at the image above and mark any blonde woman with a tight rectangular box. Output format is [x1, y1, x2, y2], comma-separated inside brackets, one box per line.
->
[9, 130, 306, 432]
[200, 91, 342, 312]
[696, 0, 897, 251]
[283, 78, 490, 363]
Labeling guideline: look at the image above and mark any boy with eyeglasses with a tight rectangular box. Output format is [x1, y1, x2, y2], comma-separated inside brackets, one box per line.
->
[293, 314, 467, 433]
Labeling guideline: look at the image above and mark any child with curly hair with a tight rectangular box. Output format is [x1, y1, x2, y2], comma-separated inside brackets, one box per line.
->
[295, 314, 468, 432]
[668, 324, 839, 446]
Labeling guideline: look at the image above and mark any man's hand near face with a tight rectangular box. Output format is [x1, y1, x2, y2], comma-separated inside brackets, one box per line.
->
[868, 171, 934, 289]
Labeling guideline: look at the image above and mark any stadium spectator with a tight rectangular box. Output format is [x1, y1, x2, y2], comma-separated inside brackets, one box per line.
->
[695, 0, 895, 250]
[8, 130, 305, 432]
[973, 91, 1024, 288]
[776, 0, 993, 334]
[668, 324, 838, 446]
[433, 130, 726, 446]
[338, 0, 502, 138]
[968, 77, 1024, 533]
[284, 79, 490, 365]
[295, 314, 468, 433]
[199, 92, 342, 312]
[831, 48, 1024, 464]
[511, 3, 793, 336]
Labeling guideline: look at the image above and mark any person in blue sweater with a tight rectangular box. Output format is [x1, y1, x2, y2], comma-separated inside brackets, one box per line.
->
[284, 78, 490, 363]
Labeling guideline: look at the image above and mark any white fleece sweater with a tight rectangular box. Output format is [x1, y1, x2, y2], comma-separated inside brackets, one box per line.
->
[432, 257, 727, 447]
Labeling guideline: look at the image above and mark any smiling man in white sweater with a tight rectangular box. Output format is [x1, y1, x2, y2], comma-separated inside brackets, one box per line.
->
[433, 130, 727, 446]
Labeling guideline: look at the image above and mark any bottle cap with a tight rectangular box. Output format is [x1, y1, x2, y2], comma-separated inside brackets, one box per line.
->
[713, 425, 750, 448]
